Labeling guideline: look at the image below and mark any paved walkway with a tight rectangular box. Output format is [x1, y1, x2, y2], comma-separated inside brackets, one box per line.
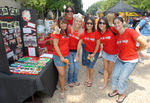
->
[42, 57, 150, 103]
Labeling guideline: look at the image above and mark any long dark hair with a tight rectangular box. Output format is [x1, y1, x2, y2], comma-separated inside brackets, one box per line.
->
[85, 16, 95, 32]
[97, 17, 110, 33]
[65, 5, 75, 13]
[113, 16, 124, 23]
[58, 16, 69, 37]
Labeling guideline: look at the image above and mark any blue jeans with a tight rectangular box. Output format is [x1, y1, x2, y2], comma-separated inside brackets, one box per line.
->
[82, 43, 86, 66]
[68, 51, 79, 84]
[112, 58, 137, 94]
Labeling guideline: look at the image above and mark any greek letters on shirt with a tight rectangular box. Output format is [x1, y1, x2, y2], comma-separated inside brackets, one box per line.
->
[117, 40, 128, 44]
[100, 36, 111, 40]
[69, 34, 79, 40]
[84, 37, 95, 41]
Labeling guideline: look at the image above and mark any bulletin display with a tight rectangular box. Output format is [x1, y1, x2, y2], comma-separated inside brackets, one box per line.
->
[0, 7, 44, 75]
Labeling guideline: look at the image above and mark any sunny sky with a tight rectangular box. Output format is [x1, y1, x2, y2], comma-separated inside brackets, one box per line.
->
[82, 0, 100, 12]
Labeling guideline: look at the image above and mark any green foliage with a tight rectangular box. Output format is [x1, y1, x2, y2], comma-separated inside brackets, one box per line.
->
[86, 0, 149, 16]
[71, 0, 84, 15]
[21, 0, 73, 18]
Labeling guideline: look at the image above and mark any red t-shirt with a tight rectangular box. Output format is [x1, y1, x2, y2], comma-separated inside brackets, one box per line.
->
[52, 32, 69, 56]
[98, 27, 118, 55]
[116, 28, 140, 61]
[65, 16, 74, 26]
[56, 16, 74, 26]
[80, 30, 101, 53]
[68, 26, 82, 50]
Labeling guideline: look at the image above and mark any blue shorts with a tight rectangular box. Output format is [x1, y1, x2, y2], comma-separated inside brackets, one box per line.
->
[53, 55, 69, 67]
[101, 51, 118, 62]
[85, 51, 100, 69]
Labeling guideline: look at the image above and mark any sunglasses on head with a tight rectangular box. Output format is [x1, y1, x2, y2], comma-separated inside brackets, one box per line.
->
[99, 22, 106, 25]
[66, 10, 73, 13]
[86, 22, 93, 25]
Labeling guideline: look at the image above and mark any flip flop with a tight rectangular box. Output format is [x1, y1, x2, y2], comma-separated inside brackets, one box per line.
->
[59, 92, 65, 99]
[68, 83, 74, 87]
[87, 82, 93, 87]
[116, 96, 127, 103]
[108, 92, 119, 97]
[83, 81, 88, 86]
[74, 82, 80, 86]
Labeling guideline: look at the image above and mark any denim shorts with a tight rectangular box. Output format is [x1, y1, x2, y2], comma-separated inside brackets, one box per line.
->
[85, 51, 100, 69]
[101, 51, 118, 62]
[53, 55, 69, 67]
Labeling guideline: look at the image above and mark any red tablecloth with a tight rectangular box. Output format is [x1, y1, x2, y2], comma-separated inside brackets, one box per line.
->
[38, 38, 53, 48]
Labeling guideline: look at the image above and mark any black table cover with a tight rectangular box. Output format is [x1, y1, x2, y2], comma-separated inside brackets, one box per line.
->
[0, 60, 58, 103]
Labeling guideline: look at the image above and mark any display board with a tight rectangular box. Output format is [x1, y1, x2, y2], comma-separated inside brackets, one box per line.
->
[0, 7, 21, 74]
[20, 9, 39, 57]
[0, 7, 39, 74]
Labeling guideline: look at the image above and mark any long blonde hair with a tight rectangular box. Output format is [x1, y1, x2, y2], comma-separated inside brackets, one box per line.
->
[71, 13, 84, 36]
[106, 13, 114, 26]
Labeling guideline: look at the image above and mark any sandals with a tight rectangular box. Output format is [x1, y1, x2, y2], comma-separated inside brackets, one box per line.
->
[83, 81, 88, 86]
[116, 95, 127, 103]
[108, 91, 119, 97]
[87, 82, 93, 87]
[74, 82, 80, 86]
[59, 92, 65, 99]
[68, 83, 74, 87]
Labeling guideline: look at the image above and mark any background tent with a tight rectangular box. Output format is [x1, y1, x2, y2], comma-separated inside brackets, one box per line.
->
[102, 0, 146, 16]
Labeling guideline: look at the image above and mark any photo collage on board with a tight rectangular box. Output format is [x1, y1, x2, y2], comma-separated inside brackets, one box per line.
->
[0, 7, 23, 63]
[22, 10, 37, 47]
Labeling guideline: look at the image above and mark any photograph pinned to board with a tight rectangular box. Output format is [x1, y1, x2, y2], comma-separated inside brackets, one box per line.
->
[2, 7, 9, 16]
[19, 52, 23, 58]
[28, 47, 36, 57]
[1, 21, 8, 29]
[15, 8, 20, 15]
[14, 21, 20, 27]
[23, 35, 37, 47]
[2, 29, 8, 36]
[9, 8, 16, 16]
[6, 34, 13, 40]
[5, 45, 11, 53]
[15, 48, 22, 54]
[7, 51, 14, 59]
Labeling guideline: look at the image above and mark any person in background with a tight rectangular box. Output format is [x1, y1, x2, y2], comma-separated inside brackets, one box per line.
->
[52, 16, 69, 99]
[75, 17, 100, 87]
[114, 12, 119, 18]
[68, 14, 84, 87]
[108, 17, 147, 103]
[106, 13, 114, 26]
[51, 5, 75, 29]
[97, 17, 118, 90]
[119, 14, 129, 28]
[135, 10, 150, 55]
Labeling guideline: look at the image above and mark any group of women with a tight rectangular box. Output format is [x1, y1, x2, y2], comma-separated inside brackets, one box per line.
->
[52, 5, 147, 102]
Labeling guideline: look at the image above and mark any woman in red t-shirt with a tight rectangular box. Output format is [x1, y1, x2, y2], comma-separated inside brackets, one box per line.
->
[76, 17, 101, 87]
[97, 17, 118, 90]
[52, 16, 69, 99]
[108, 17, 147, 103]
[51, 5, 75, 30]
[68, 14, 84, 87]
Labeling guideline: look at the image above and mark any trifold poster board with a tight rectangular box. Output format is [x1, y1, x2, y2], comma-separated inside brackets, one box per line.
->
[0, 7, 39, 74]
